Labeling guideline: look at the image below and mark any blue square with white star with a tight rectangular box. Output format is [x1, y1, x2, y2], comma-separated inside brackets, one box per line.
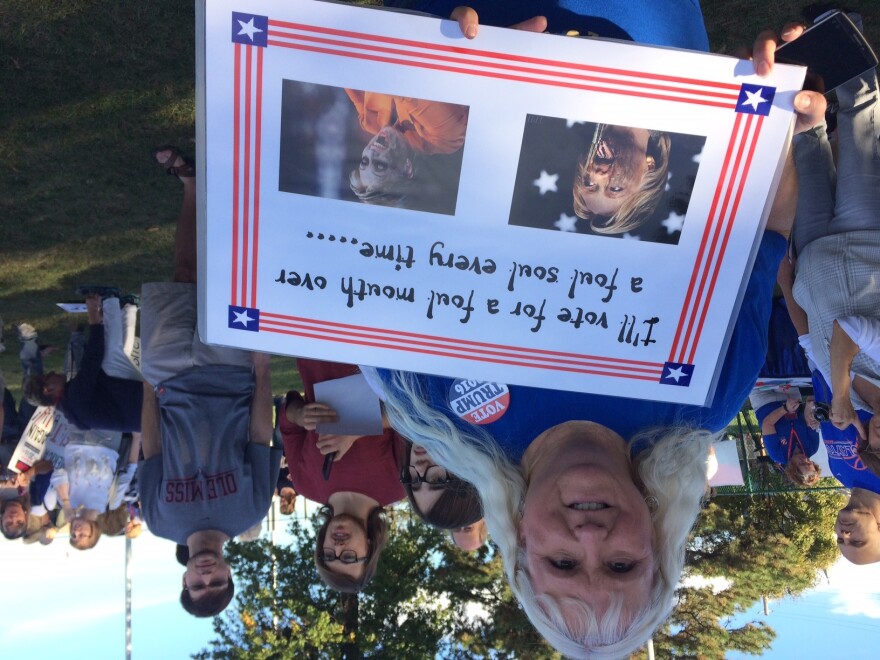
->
[231, 12, 268, 47]
[228, 305, 260, 332]
[660, 362, 694, 387]
[736, 84, 775, 116]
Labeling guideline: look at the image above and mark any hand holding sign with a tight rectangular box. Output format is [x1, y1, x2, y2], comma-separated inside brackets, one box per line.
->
[750, 26, 827, 133]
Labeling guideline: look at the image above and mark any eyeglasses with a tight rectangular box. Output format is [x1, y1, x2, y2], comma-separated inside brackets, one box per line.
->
[400, 465, 456, 487]
[322, 549, 369, 564]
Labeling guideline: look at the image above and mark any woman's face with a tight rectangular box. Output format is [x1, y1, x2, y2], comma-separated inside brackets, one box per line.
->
[408, 445, 447, 514]
[519, 422, 654, 621]
[835, 498, 880, 564]
[322, 513, 370, 579]
[359, 126, 413, 190]
[579, 126, 652, 217]
[70, 518, 95, 547]
[791, 451, 818, 480]
[452, 519, 487, 552]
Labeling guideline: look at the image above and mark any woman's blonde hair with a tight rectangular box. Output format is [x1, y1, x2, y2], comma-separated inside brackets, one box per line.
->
[369, 368, 712, 659]
[572, 130, 671, 235]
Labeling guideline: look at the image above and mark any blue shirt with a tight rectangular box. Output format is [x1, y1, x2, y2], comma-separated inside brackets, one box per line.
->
[812, 369, 880, 493]
[754, 402, 820, 464]
[379, 232, 786, 461]
[383, 0, 710, 51]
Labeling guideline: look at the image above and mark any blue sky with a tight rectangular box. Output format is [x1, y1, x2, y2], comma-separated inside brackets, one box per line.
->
[2, 529, 214, 659]
[4, 514, 879, 659]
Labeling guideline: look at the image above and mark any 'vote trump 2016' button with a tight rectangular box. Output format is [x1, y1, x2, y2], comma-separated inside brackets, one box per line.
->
[448, 379, 510, 425]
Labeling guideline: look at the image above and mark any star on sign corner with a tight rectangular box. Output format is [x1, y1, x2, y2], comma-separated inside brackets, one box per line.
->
[554, 213, 578, 232]
[660, 211, 685, 235]
[228, 305, 260, 332]
[533, 170, 559, 195]
[232, 309, 254, 327]
[231, 12, 268, 47]
[664, 365, 686, 382]
[661, 362, 693, 387]
[237, 17, 264, 41]
[741, 88, 768, 111]
[736, 83, 775, 116]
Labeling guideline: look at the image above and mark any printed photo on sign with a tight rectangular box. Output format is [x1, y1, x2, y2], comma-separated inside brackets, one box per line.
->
[507, 116, 706, 244]
[278, 80, 469, 215]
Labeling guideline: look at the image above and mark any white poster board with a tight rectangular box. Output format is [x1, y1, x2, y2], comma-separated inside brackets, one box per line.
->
[198, 0, 806, 405]
[707, 440, 746, 487]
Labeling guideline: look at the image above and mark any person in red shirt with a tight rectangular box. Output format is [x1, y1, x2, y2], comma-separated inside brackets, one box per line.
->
[279, 359, 406, 593]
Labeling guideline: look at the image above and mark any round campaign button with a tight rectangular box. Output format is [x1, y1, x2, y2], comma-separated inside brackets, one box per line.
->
[448, 379, 510, 425]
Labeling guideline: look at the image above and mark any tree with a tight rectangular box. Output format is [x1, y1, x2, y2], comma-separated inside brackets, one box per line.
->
[650, 488, 846, 659]
[194, 511, 556, 659]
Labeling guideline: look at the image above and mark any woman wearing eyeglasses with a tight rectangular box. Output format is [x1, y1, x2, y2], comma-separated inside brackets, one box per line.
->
[362, 59, 817, 659]
[748, 391, 821, 487]
[399, 441, 482, 530]
[356, 5, 825, 658]
[279, 358, 407, 593]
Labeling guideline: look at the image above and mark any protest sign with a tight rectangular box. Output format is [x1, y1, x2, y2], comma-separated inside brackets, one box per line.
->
[197, 0, 806, 405]
[8, 406, 70, 473]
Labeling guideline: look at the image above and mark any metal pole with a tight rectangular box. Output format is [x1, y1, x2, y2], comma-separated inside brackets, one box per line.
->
[126, 535, 132, 660]
[270, 500, 278, 633]
[646, 638, 655, 660]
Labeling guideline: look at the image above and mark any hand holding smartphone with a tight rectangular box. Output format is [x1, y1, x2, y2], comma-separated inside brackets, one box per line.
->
[775, 12, 878, 92]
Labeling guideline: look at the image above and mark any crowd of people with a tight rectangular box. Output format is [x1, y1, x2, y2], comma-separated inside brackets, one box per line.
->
[2, 2, 877, 659]
[0, 144, 488, 617]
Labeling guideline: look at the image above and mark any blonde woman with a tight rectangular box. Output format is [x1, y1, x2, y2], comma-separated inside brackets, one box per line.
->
[572, 124, 671, 235]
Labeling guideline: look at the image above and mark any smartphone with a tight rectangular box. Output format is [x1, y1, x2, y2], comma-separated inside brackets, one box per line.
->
[775, 12, 878, 93]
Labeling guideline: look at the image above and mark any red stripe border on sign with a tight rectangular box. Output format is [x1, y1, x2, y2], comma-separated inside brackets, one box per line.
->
[265, 21, 740, 109]
[668, 114, 764, 364]
[259, 312, 665, 380]
[268, 20, 740, 92]
[251, 46, 264, 308]
[230, 43, 265, 308]
[231, 43, 241, 306]
[225, 16, 766, 383]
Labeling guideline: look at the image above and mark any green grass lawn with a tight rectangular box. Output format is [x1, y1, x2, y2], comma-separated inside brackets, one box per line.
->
[1, 0, 877, 398]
